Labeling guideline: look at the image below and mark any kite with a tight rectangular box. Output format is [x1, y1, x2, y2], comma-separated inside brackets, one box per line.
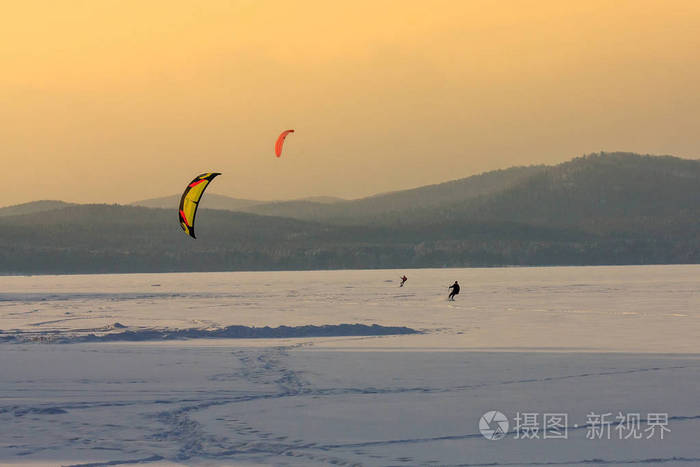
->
[275, 129, 295, 157]
[178, 172, 221, 239]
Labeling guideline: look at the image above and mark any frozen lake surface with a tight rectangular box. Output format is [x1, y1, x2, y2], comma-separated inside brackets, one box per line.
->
[1, 266, 699, 465]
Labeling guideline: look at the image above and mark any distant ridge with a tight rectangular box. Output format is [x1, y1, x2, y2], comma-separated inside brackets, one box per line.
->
[130, 194, 346, 211]
[2, 152, 699, 273]
[297, 196, 345, 204]
[0, 200, 75, 217]
[238, 164, 546, 223]
[449, 152, 700, 228]
[131, 193, 262, 211]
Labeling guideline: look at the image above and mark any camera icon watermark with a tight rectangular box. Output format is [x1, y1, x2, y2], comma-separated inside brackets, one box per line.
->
[478, 410, 670, 441]
[479, 410, 509, 440]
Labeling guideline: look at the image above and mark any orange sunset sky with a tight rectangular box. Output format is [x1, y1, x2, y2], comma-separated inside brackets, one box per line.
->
[1, 0, 699, 206]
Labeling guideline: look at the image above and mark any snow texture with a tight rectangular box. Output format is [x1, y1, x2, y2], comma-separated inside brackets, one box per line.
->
[1, 266, 699, 466]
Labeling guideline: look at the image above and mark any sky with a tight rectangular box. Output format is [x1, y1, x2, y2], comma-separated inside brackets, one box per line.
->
[1, 0, 699, 206]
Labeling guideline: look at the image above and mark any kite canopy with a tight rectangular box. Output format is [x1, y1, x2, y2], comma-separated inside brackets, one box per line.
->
[178, 172, 221, 239]
[275, 129, 295, 157]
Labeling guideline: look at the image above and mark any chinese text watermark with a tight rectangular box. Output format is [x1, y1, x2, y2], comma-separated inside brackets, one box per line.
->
[479, 411, 671, 441]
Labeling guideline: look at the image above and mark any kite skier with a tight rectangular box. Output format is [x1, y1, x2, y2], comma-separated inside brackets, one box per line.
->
[448, 281, 460, 301]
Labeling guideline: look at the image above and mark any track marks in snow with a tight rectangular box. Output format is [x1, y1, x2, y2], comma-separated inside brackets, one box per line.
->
[143, 345, 324, 461]
[142, 349, 700, 463]
[3, 345, 699, 466]
[449, 363, 700, 393]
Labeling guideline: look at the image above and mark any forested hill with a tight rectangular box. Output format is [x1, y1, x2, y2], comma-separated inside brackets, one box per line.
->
[0, 200, 75, 217]
[129, 166, 546, 223]
[130, 152, 700, 228]
[131, 193, 261, 211]
[235, 165, 546, 223]
[450, 153, 700, 228]
[1, 152, 699, 274]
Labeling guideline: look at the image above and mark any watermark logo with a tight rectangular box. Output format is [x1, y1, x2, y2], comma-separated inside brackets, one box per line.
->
[479, 410, 509, 440]
[477, 411, 670, 441]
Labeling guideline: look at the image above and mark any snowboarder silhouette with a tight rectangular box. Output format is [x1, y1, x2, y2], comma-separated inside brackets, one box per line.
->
[448, 281, 460, 301]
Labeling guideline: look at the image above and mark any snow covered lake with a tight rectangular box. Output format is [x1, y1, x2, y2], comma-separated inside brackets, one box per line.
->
[1, 266, 699, 466]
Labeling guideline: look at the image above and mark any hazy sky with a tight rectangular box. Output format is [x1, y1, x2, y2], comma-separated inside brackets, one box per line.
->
[2, 0, 699, 206]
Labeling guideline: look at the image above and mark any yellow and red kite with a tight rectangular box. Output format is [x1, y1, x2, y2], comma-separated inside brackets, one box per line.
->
[178, 172, 221, 239]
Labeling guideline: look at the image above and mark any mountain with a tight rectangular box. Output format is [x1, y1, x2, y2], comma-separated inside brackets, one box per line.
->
[239, 153, 700, 228]
[1, 152, 699, 274]
[0, 203, 602, 274]
[0, 204, 444, 273]
[131, 193, 262, 211]
[439, 152, 700, 232]
[130, 194, 345, 211]
[238, 165, 546, 223]
[131, 166, 545, 223]
[0, 200, 75, 217]
[297, 196, 346, 204]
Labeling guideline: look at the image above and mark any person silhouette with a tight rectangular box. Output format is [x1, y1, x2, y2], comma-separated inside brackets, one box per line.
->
[400, 275, 408, 287]
[448, 281, 460, 301]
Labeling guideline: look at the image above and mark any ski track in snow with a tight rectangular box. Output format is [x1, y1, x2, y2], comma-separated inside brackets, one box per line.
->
[2, 267, 700, 465]
[3, 342, 699, 465]
[145, 349, 700, 465]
